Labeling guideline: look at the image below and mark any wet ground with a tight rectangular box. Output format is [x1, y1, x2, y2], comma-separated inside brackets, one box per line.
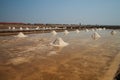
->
[0, 29, 120, 80]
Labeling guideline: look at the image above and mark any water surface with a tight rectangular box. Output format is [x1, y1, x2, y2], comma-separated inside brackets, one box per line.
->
[0, 29, 120, 80]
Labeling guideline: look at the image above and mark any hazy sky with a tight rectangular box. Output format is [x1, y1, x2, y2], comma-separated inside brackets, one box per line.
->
[0, 0, 120, 25]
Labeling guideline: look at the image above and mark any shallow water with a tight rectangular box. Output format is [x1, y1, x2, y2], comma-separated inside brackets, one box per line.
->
[0, 29, 120, 80]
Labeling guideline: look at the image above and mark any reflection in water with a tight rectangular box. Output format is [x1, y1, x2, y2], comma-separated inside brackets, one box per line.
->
[48, 47, 63, 56]
[0, 29, 120, 80]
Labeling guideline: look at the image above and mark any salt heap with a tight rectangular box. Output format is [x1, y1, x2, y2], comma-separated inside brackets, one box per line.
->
[20, 27, 23, 30]
[8, 27, 11, 29]
[85, 29, 89, 32]
[98, 28, 102, 31]
[76, 29, 80, 33]
[26, 27, 29, 30]
[16, 32, 27, 37]
[64, 30, 69, 35]
[50, 37, 68, 47]
[12, 27, 15, 30]
[111, 30, 117, 35]
[103, 27, 106, 30]
[91, 32, 101, 40]
[36, 27, 39, 30]
[51, 30, 57, 35]
[91, 28, 95, 31]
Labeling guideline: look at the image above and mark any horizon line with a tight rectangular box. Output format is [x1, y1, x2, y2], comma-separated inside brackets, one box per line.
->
[0, 22, 120, 26]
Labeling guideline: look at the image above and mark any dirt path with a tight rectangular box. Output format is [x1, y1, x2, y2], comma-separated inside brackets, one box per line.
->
[102, 52, 120, 80]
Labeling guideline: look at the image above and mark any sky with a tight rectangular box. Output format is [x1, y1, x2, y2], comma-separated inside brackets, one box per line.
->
[0, 0, 120, 25]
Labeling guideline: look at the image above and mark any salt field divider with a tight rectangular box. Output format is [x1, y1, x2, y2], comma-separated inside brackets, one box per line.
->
[0, 28, 74, 36]
[102, 52, 120, 80]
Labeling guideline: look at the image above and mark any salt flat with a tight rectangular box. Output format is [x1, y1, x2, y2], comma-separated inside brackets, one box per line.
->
[0, 29, 120, 80]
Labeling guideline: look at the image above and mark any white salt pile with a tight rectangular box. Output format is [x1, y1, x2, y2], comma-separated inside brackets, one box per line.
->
[8, 27, 11, 29]
[51, 30, 57, 35]
[50, 37, 69, 47]
[64, 30, 69, 35]
[20, 27, 23, 30]
[111, 30, 117, 35]
[36, 27, 39, 30]
[85, 29, 89, 32]
[91, 29, 95, 31]
[103, 27, 106, 30]
[16, 32, 27, 38]
[26, 27, 29, 30]
[98, 28, 102, 31]
[12, 27, 15, 30]
[76, 29, 80, 33]
[91, 32, 101, 40]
